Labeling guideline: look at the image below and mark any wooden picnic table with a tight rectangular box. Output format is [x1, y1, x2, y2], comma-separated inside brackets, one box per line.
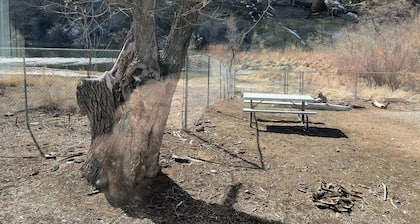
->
[243, 92, 317, 130]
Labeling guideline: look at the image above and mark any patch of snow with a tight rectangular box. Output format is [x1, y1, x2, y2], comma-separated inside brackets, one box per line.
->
[0, 57, 115, 67]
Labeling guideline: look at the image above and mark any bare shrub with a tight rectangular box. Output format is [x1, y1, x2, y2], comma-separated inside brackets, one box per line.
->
[331, 14, 420, 91]
[1, 75, 80, 112]
[1, 74, 28, 87]
[207, 44, 231, 64]
[34, 76, 80, 113]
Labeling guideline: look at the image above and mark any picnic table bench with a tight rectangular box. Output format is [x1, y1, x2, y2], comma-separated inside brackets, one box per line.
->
[243, 92, 317, 130]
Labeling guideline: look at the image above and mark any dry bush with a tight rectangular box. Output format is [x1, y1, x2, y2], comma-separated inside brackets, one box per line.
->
[363, 0, 417, 23]
[206, 44, 231, 65]
[32, 76, 80, 113]
[207, 44, 231, 54]
[208, 44, 305, 67]
[1, 74, 32, 87]
[331, 14, 420, 91]
[0, 74, 81, 113]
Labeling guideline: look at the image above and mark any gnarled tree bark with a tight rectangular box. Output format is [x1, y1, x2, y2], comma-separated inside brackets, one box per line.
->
[76, 0, 202, 204]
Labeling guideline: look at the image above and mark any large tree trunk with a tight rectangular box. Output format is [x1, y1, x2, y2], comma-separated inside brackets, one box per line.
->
[77, 0, 201, 204]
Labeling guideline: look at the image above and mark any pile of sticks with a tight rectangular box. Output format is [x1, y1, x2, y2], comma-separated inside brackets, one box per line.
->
[312, 181, 363, 212]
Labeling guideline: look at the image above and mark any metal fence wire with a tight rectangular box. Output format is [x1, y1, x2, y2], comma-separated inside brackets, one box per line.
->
[181, 52, 234, 129]
[1, 48, 419, 151]
[0, 49, 234, 134]
[241, 70, 419, 102]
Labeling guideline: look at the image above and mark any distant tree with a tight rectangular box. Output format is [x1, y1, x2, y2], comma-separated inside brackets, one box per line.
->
[39, 0, 129, 49]
[9, 0, 66, 48]
[38, 0, 132, 75]
[225, 1, 272, 97]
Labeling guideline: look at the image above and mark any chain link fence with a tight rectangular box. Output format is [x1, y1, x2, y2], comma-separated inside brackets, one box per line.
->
[179, 52, 234, 129]
[237, 70, 420, 104]
[2, 47, 419, 151]
[0, 48, 117, 114]
[0, 49, 234, 133]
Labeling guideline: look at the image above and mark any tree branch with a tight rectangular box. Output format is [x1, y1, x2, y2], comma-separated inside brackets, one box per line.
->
[160, 0, 202, 75]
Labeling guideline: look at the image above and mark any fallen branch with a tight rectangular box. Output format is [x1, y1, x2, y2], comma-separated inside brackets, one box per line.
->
[60, 152, 84, 162]
[45, 152, 57, 159]
[390, 198, 398, 209]
[372, 101, 389, 109]
[172, 154, 202, 164]
[306, 103, 352, 111]
[381, 183, 387, 201]
[172, 155, 191, 164]
[87, 190, 100, 196]
[312, 181, 363, 212]
[284, 102, 353, 111]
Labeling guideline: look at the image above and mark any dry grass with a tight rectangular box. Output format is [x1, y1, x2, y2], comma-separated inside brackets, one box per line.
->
[317, 14, 420, 91]
[0, 75, 81, 112]
[219, 12, 420, 100]
[230, 48, 419, 103]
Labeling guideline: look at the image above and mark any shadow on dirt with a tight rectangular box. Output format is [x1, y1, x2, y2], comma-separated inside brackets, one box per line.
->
[187, 132, 264, 170]
[265, 125, 348, 138]
[256, 118, 325, 126]
[110, 174, 282, 224]
[250, 121, 347, 170]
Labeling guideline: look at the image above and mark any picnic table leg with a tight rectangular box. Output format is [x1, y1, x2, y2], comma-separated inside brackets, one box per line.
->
[301, 101, 306, 129]
[250, 113, 253, 127]
[250, 100, 253, 127]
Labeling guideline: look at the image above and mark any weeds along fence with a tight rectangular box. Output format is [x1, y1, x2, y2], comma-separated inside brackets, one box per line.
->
[180, 52, 234, 129]
[0, 47, 120, 115]
[239, 70, 420, 103]
[1, 47, 417, 142]
[0, 48, 234, 135]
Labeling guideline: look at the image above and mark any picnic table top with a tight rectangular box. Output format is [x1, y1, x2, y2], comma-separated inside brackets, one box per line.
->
[243, 92, 314, 102]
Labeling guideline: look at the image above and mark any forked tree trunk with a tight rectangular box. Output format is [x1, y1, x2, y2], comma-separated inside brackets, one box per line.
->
[77, 0, 200, 204]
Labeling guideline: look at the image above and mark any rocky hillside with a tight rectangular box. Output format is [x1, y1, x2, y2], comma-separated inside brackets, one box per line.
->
[8, 0, 419, 50]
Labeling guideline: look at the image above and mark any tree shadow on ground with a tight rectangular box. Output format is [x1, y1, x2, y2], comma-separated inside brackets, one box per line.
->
[250, 119, 347, 170]
[108, 174, 282, 224]
[265, 125, 348, 138]
[257, 118, 325, 126]
[186, 131, 264, 170]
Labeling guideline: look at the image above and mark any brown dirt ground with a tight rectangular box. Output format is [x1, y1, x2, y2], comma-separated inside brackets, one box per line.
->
[1, 96, 419, 223]
[1, 59, 420, 223]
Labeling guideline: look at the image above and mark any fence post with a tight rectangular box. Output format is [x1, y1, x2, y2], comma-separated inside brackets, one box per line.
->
[229, 69, 234, 98]
[232, 69, 235, 97]
[283, 70, 289, 94]
[219, 60, 222, 100]
[23, 46, 44, 157]
[354, 72, 358, 100]
[207, 55, 210, 107]
[183, 53, 189, 130]
[225, 67, 228, 99]
[225, 67, 229, 99]
[300, 71, 304, 94]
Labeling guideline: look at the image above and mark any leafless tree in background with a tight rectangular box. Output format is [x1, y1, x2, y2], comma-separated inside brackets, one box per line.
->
[40, 0, 130, 75]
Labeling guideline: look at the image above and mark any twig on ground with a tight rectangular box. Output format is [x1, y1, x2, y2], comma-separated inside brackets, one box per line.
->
[172, 154, 202, 164]
[381, 183, 387, 201]
[87, 190, 100, 196]
[60, 152, 84, 162]
[390, 198, 398, 209]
